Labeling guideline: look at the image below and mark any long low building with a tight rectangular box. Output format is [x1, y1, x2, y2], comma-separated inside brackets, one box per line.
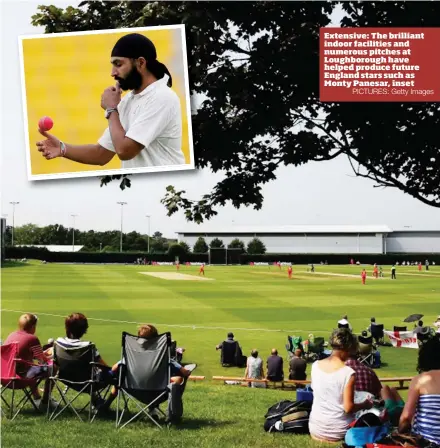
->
[176, 225, 440, 254]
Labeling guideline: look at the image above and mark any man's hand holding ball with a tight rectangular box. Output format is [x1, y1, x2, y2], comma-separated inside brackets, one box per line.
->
[101, 82, 122, 110]
[36, 116, 62, 160]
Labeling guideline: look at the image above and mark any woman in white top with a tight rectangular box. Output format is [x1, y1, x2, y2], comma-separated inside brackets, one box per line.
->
[309, 329, 373, 443]
[245, 349, 266, 388]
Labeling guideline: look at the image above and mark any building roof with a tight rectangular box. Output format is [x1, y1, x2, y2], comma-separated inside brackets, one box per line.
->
[16, 245, 84, 253]
[176, 225, 393, 235]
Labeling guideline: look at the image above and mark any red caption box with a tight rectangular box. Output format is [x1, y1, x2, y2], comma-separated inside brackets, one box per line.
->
[320, 27, 440, 102]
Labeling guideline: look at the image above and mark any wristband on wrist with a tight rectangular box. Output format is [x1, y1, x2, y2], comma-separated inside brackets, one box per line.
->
[60, 141, 67, 157]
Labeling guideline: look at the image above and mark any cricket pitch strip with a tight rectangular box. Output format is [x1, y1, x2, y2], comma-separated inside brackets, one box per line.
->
[139, 272, 214, 281]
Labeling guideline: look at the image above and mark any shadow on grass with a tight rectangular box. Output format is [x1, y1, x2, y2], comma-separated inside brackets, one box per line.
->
[44, 409, 230, 431]
[104, 412, 231, 430]
[174, 418, 231, 431]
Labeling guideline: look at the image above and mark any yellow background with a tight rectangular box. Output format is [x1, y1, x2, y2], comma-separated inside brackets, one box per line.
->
[22, 28, 191, 176]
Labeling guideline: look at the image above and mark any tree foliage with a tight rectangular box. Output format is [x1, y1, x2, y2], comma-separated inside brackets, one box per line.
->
[228, 238, 246, 253]
[193, 236, 209, 253]
[8, 223, 172, 253]
[167, 242, 187, 258]
[149, 231, 170, 253]
[209, 238, 224, 249]
[31, 1, 440, 224]
[178, 241, 191, 253]
[246, 237, 266, 255]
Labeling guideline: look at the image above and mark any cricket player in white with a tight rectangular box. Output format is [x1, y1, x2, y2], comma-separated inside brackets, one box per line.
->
[36, 33, 185, 168]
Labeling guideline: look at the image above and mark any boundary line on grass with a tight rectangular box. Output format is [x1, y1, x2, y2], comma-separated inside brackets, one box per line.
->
[0, 308, 329, 334]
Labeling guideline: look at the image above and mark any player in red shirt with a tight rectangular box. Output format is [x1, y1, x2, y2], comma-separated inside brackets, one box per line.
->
[199, 263, 205, 276]
[277, 261, 281, 270]
[373, 264, 378, 279]
[288, 265, 293, 279]
[361, 269, 367, 285]
[418, 262, 422, 271]
[176, 261, 180, 270]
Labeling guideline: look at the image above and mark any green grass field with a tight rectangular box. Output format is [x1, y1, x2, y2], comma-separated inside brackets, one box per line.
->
[1, 261, 439, 447]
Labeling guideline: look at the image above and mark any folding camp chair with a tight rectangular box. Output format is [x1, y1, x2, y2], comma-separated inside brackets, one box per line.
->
[47, 341, 112, 422]
[358, 335, 375, 367]
[286, 335, 303, 360]
[0, 343, 44, 420]
[370, 324, 385, 345]
[417, 327, 433, 345]
[115, 331, 175, 429]
[220, 340, 237, 366]
[304, 337, 327, 362]
[220, 340, 246, 367]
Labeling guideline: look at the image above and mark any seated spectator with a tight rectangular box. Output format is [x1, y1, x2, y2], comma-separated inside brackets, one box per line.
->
[4, 313, 56, 410]
[338, 315, 353, 331]
[100, 324, 195, 413]
[216, 332, 246, 367]
[345, 350, 382, 398]
[266, 348, 284, 382]
[368, 317, 378, 332]
[309, 329, 373, 443]
[399, 335, 440, 445]
[56, 313, 109, 366]
[434, 316, 440, 334]
[215, 332, 235, 351]
[289, 349, 307, 381]
[245, 349, 266, 388]
[414, 320, 425, 333]
[56, 313, 110, 407]
[381, 385, 405, 426]
[112, 324, 193, 385]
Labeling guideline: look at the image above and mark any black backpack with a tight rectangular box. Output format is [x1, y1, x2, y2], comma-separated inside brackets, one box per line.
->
[264, 400, 312, 433]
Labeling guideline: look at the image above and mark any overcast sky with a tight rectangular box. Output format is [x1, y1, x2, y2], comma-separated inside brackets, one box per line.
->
[1, 1, 439, 238]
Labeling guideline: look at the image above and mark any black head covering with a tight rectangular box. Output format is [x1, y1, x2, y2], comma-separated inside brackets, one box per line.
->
[111, 33, 172, 87]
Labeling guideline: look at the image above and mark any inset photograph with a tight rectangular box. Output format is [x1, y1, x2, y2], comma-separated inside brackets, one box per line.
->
[19, 25, 194, 180]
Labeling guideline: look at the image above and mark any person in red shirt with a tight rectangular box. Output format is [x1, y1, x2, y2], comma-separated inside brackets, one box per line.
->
[418, 262, 422, 271]
[278, 261, 281, 270]
[199, 263, 205, 276]
[288, 265, 293, 279]
[361, 269, 367, 285]
[373, 264, 378, 279]
[4, 313, 55, 408]
[176, 261, 180, 270]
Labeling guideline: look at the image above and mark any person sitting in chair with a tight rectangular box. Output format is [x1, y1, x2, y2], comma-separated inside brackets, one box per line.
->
[56, 313, 111, 409]
[434, 316, 440, 334]
[216, 332, 245, 367]
[266, 348, 284, 382]
[368, 317, 378, 332]
[289, 349, 307, 382]
[414, 320, 424, 333]
[4, 313, 57, 410]
[100, 324, 195, 415]
[216, 332, 235, 351]
[338, 315, 353, 331]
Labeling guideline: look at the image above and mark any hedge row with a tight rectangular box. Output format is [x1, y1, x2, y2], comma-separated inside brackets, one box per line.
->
[3, 246, 208, 264]
[3, 246, 439, 265]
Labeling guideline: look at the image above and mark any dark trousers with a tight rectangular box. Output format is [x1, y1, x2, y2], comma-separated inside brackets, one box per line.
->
[391, 272, 396, 279]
